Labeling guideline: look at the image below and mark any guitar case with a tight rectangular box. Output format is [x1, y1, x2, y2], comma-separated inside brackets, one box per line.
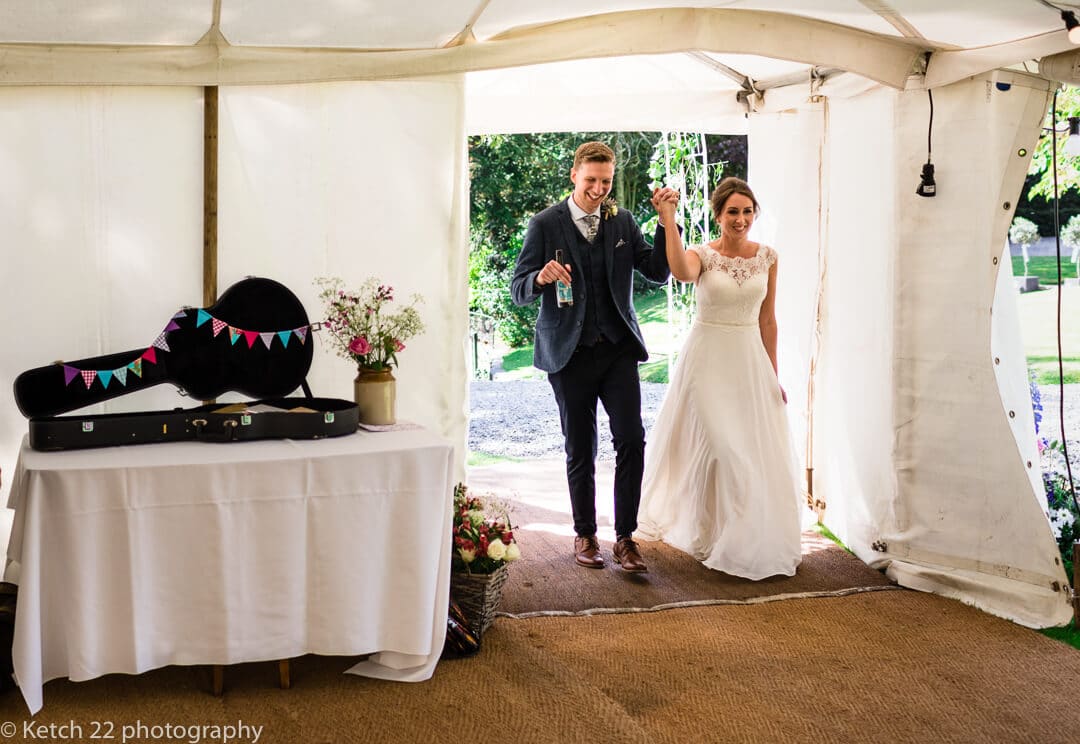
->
[14, 277, 360, 451]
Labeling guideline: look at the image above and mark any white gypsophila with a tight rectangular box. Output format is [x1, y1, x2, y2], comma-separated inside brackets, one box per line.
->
[504, 542, 521, 562]
[486, 539, 507, 561]
[1051, 507, 1076, 526]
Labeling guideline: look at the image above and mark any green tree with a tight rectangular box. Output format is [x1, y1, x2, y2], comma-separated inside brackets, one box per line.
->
[468, 132, 661, 346]
[1021, 86, 1080, 234]
[1028, 86, 1080, 201]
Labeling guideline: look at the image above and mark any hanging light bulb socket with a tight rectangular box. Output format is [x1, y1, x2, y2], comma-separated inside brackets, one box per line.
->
[1064, 10, 1080, 44]
[916, 162, 936, 197]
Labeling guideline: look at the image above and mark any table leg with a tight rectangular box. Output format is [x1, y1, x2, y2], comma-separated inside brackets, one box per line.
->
[212, 665, 224, 696]
[278, 659, 291, 689]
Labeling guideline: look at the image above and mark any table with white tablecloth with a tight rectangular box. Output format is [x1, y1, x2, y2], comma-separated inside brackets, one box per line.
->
[5, 428, 454, 714]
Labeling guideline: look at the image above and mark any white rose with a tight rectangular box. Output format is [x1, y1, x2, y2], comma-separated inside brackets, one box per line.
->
[458, 547, 475, 563]
[486, 539, 507, 561]
[504, 542, 521, 562]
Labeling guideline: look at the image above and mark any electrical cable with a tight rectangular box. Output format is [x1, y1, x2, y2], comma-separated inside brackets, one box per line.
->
[927, 88, 933, 161]
[916, 86, 936, 196]
[1050, 87, 1080, 515]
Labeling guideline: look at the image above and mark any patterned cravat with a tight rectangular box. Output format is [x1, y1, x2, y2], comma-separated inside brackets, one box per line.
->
[583, 214, 599, 244]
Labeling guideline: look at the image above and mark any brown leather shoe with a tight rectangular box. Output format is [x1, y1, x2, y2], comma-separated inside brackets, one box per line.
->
[613, 536, 648, 573]
[573, 535, 604, 569]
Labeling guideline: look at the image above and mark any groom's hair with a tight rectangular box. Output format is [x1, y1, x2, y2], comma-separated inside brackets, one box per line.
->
[573, 141, 615, 168]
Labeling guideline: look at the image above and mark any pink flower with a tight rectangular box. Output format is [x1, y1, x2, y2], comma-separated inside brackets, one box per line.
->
[348, 336, 371, 355]
[393, 339, 406, 352]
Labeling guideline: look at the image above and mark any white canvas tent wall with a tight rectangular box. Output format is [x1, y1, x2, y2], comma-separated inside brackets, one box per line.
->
[0, 1, 1077, 628]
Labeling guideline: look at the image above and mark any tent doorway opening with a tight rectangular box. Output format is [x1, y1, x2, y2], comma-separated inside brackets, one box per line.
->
[463, 129, 826, 552]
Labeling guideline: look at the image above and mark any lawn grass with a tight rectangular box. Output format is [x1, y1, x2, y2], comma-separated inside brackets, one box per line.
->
[1026, 356, 1080, 385]
[466, 450, 521, 466]
[1012, 255, 1078, 286]
[1016, 286, 1080, 364]
[1041, 620, 1080, 651]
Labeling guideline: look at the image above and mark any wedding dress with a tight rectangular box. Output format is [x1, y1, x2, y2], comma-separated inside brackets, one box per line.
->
[638, 243, 803, 579]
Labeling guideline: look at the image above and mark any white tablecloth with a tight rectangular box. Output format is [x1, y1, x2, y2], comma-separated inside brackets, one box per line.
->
[5, 429, 454, 714]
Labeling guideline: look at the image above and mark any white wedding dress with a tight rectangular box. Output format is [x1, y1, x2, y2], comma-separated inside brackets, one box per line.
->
[638, 243, 803, 579]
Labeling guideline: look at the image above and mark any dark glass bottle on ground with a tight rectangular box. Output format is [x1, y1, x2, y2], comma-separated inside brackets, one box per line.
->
[555, 249, 573, 307]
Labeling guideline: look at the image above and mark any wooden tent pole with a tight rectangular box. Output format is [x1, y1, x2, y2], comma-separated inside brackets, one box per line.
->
[203, 85, 218, 307]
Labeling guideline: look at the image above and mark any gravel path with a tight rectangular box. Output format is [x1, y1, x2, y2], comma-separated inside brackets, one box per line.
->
[469, 380, 1080, 466]
[468, 380, 667, 460]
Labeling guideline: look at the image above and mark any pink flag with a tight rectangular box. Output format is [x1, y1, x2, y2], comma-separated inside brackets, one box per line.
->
[142, 348, 157, 365]
[81, 370, 96, 389]
[243, 330, 258, 348]
[212, 318, 227, 337]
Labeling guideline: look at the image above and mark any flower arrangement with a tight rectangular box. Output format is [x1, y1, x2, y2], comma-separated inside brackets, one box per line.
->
[316, 276, 424, 371]
[602, 196, 618, 220]
[452, 483, 520, 574]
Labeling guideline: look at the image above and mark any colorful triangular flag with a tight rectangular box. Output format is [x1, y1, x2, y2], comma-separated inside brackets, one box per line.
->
[196, 309, 212, 327]
[98, 370, 113, 389]
[229, 327, 241, 345]
[153, 333, 170, 352]
[294, 326, 308, 344]
[259, 332, 275, 349]
[142, 348, 157, 365]
[63, 365, 79, 386]
[81, 370, 96, 389]
[212, 318, 226, 337]
[113, 367, 128, 386]
[243, 330, 258, 349]
[172, 311, 187, 319]
[277, 330, 291, 348]
[129, 359, 143, 377]
[165, 320, 180, 333]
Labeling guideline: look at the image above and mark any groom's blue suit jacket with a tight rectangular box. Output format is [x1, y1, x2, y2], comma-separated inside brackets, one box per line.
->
[510, 198, 671, 373]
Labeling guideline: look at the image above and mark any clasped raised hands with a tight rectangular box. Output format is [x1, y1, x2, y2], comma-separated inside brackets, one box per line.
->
[651, 187, 680, 223]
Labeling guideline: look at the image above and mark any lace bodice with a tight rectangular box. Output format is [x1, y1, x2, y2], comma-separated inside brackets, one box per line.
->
[691, 243, 776, 326]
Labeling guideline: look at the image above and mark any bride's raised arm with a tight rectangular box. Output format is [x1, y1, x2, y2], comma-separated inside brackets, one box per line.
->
[652, 189, 700, 283]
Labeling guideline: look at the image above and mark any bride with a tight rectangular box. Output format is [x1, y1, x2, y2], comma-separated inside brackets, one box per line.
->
[638, 177, 803, 580]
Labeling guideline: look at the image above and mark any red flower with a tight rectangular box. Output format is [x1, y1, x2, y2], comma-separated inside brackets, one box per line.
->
[348, 336, 371, 355]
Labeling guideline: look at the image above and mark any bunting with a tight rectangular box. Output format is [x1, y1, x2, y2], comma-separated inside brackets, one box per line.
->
[60, 306, 315, 391]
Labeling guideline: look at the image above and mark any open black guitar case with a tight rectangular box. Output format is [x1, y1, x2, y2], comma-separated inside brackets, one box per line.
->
[14, 277, 359, 451]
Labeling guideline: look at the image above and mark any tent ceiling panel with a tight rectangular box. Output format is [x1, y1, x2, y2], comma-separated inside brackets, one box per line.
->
[219, 0, 477, 49]
[698, 52, 816, 83]
[465, 53, 753, 133]
[898, 0, 1064, 49]
[0, 0, 212, 45]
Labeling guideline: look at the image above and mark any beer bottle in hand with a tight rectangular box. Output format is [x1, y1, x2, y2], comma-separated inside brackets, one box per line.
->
[555, 249, 573, 307]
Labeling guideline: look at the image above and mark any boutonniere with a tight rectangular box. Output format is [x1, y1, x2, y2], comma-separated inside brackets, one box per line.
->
[602, 197, 618, 221]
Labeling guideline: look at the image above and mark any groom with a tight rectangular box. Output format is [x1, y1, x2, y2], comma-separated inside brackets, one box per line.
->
[511, 141, 674, 573]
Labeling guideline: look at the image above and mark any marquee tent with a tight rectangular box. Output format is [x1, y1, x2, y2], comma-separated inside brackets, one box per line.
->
[1, 1, 1079, 629]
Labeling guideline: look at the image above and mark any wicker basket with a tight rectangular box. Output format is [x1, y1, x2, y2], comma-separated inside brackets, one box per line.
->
[449, 563, 510, 637]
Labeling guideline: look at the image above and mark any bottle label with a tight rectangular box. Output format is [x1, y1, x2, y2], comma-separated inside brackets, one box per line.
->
[556, 281, 573, 306]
